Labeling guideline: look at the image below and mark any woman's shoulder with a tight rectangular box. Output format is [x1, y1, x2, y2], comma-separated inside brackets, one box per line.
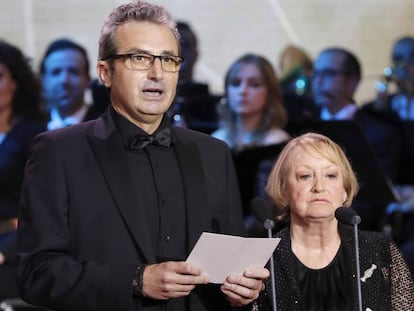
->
[8, 118, 47, 142]
[210, 127, 228, 141]
[263, 127, 290, 145]
[341, 225, 393, 257]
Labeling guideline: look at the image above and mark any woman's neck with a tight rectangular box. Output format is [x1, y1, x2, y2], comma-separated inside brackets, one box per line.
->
[235, 112, 262, 132]
[290, 220, 341, 269]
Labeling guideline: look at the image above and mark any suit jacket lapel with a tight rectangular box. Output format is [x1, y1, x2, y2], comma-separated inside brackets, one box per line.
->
[87, 111, 155, 263]
[173, 128, 209, 251]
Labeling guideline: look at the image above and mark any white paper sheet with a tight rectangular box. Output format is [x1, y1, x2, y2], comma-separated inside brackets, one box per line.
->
[186, 232, 280, 284]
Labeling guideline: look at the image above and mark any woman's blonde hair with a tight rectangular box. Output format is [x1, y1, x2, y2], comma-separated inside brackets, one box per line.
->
[266, 132, 358, 215]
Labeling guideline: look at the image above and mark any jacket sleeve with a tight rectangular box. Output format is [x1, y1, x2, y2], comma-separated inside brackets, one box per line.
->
[389, 241, 414, 310]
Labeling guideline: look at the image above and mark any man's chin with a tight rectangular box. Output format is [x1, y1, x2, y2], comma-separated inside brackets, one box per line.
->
[313, 96, 330, 108]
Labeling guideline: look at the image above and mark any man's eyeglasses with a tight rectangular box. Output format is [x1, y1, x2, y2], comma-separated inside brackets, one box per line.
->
[103, 53, 184, 72]
[313, 69, 351, 79]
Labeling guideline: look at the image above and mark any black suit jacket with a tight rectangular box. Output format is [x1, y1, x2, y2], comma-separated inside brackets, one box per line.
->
[17, 109, 245, 311]
[353, 108, 402, 182]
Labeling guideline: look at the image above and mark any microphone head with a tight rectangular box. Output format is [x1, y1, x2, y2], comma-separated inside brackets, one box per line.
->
[250, 197, 273, 224]
[335, 207, 361, 226]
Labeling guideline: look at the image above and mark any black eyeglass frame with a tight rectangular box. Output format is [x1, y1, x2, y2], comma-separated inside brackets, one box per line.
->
[102, 53, 184, 72]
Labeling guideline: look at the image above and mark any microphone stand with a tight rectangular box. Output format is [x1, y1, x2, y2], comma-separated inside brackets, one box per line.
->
[264, 218, 277, 311]
[335, 207, 363, 311]
[353, 219, 362, 311]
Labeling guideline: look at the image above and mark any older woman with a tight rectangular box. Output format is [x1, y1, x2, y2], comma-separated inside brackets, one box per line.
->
[212, 53, 290, 151]
[259, 132, 414, 310]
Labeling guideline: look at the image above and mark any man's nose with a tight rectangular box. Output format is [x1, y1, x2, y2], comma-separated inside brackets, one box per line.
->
[147, 58, 164, 80]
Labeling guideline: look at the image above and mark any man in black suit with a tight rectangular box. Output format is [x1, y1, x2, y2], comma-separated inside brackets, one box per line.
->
[16, 2, 268, 311]
[40, 38, 106, 130]
[311, 47, 402, 182]
[310, 47, 402, 231]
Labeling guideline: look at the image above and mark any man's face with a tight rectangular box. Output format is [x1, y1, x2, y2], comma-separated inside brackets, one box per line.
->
[311, 52, 355, 114]
[392, 40, 414, 92]
[42, 49, 90, 115]
[99, 21, 179, 130]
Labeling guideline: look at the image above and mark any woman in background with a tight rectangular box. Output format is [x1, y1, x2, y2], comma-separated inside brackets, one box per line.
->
[212, 53, 290, 151]
[0, 40, 46, 300]
[260, 132, 414, 310]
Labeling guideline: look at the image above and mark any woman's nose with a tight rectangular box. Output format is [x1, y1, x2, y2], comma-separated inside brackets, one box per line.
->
[312, 178, 325, 193]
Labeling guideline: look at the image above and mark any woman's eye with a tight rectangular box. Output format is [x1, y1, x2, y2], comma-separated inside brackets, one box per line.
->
[229, 79, 241, 87]
[249, 80, 263, 87]
[299, 174, 311, 180]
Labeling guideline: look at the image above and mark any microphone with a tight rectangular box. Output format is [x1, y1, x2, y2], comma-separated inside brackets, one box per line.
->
[250, 197, 275, 231]
[250, 197, 277, 311]
[335, 206, 361, 225]
[335, 207, 362, 311]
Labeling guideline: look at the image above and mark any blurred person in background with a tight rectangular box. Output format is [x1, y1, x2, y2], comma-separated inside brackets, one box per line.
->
[311, 47, 402, 231]
[212, 53, 290, 234]
[40, 38, 103, 130]
[0, 39, 46, 301]
[169, 21, 220, 133]
[367, 35, 414, 278]
[278, 44, 318, 124]
[212, 53, 290, 151]
[374, 36, 414, 119]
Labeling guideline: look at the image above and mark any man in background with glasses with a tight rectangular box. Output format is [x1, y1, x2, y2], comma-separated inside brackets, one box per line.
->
[310, 47, 402, 232]
[16, 1, 268, 311]
[367, 36, 414, 279]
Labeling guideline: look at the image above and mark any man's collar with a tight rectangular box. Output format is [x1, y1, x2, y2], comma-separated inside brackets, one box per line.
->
[320, 103, 357, 120]
[47, 105, 89, 130]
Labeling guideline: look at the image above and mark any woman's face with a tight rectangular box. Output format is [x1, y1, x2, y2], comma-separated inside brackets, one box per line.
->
[285, 149, 347, 222]
[0, 63, 16, 111]
[226, 63, 268, 116]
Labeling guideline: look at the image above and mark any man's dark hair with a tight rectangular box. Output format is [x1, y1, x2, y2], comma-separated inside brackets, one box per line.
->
[176, 21, 198, 48]
[39, 38, 90, 75]
[322, 47, 361, 81]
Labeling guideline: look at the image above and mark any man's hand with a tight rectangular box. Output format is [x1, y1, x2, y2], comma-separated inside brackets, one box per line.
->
[220, 267, 269, 307]
[142, 261, 209, 300]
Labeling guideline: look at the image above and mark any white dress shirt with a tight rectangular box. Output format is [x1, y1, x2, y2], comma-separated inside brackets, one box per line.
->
[47, 105, 89, 130]
[320, 103, 357, 120]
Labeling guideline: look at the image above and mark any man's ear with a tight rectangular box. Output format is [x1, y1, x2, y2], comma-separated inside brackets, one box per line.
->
[97, 61, 112, 88]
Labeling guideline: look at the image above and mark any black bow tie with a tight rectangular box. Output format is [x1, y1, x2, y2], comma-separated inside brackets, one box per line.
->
[127, 126, 171, 150]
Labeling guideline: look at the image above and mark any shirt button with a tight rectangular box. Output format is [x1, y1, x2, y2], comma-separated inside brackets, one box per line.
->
[165, 235, 171, 241]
